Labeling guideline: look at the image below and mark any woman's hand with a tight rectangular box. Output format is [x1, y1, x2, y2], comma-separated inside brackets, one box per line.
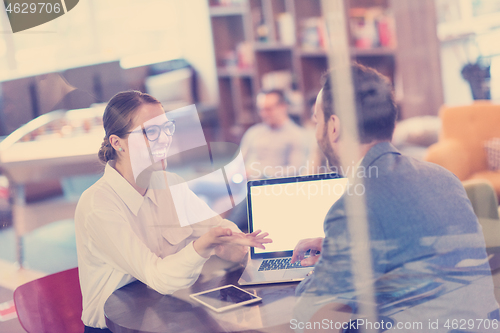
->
[214, 229, 271, 262]
[193, 227, 272, 259]
[291, 237, 323, 266]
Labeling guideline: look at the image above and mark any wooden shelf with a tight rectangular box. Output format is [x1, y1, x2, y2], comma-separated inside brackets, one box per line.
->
[217, 67, 255, 77]
[209, 5, 246, 17]
[298, 49, 327, 57]
[253, 42, 294, 52]
[208, 0, 400, 140]
[207, 0, 442, 139]
[351, 47, 396, 57]
[299, 47, 396, 58]
[350, 0, 389, 8]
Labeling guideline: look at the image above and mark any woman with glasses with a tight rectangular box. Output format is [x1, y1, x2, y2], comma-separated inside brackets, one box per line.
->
[75, 91, 271, 333]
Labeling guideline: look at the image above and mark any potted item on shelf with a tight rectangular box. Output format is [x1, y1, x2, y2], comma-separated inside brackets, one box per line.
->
[461, 61, 491, 100]
[256, 24, 270, 42]
[251, 6, 269, 42]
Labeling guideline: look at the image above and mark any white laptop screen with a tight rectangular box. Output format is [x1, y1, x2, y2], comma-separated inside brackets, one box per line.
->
[247, 175, 348, 258]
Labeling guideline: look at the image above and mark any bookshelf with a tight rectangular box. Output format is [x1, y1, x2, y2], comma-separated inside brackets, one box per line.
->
[207, 0, 443, 141]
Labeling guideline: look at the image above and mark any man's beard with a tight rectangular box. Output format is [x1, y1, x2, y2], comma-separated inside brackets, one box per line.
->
[319, 127, 341, 174]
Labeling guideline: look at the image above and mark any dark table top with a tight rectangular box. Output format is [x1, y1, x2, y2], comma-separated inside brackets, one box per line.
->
[104, 251, 500, 333]
[104, 256, 299, 333]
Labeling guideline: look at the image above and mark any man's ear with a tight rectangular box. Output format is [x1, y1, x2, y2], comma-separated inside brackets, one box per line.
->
[328, 114, 341, 143]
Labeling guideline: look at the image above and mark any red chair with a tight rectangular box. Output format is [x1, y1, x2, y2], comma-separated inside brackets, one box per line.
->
[13, 267, 84, 333]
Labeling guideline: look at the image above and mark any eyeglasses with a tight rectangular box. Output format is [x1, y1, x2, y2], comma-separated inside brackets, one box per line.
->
[126, 121, 176, 142]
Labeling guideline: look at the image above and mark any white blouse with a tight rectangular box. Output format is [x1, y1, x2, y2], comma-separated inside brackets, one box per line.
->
[75, 161, 240, 328]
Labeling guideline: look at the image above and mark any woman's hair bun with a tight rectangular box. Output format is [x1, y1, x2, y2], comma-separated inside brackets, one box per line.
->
[98, 137, 116, 164]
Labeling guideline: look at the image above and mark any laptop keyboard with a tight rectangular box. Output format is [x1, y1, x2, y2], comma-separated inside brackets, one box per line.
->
[258, 258, 302, 271]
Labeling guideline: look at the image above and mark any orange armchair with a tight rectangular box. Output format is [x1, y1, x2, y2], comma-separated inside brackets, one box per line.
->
[425, 102, 500, 200]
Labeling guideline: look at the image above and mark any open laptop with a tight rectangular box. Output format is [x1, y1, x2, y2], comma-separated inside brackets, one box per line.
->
[238, 173, 348, 285]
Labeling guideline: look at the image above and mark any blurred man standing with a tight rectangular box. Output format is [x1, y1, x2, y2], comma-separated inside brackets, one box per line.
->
[240, 89, 309, 180]
[228, 90, 310, 230]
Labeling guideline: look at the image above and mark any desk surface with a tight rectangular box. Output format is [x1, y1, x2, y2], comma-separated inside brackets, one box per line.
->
[104, 257, 298, 333]
[104, 252, 500, 333]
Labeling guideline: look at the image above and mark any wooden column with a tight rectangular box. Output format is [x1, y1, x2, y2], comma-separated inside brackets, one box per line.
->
[391, 0, 444, 119]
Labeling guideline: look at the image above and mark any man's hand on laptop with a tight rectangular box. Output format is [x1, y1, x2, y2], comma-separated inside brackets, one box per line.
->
[291, 237, 323, 266]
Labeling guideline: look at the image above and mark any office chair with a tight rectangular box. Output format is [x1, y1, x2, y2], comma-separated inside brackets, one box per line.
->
[13, 267, 84, 333]
[463, 179, 500, 220]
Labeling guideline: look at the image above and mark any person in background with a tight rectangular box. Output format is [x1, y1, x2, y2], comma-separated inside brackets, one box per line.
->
[75, 91, 271, 333]
[240, 89, 309, 180]
[290, 64, 499, 332]
[228, 89, 310, 230]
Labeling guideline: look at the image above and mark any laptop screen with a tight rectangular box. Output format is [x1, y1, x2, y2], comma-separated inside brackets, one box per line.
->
[247, 174, 348, 258]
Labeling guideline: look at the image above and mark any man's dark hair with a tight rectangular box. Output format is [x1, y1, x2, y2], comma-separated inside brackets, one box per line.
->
[259, 89, 288, 105]
[321, 63, 397, 143]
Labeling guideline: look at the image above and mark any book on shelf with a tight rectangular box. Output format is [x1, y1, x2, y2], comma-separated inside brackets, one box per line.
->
[218, 41, 254, 72]
[277, 12, 296, 46]
[349, 7, 396, 50]
[237, 41, 254, 68]
[300, 17, 329, 51]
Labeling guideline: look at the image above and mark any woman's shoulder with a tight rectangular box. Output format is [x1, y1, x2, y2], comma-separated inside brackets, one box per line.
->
[77, 177, 120, 212]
